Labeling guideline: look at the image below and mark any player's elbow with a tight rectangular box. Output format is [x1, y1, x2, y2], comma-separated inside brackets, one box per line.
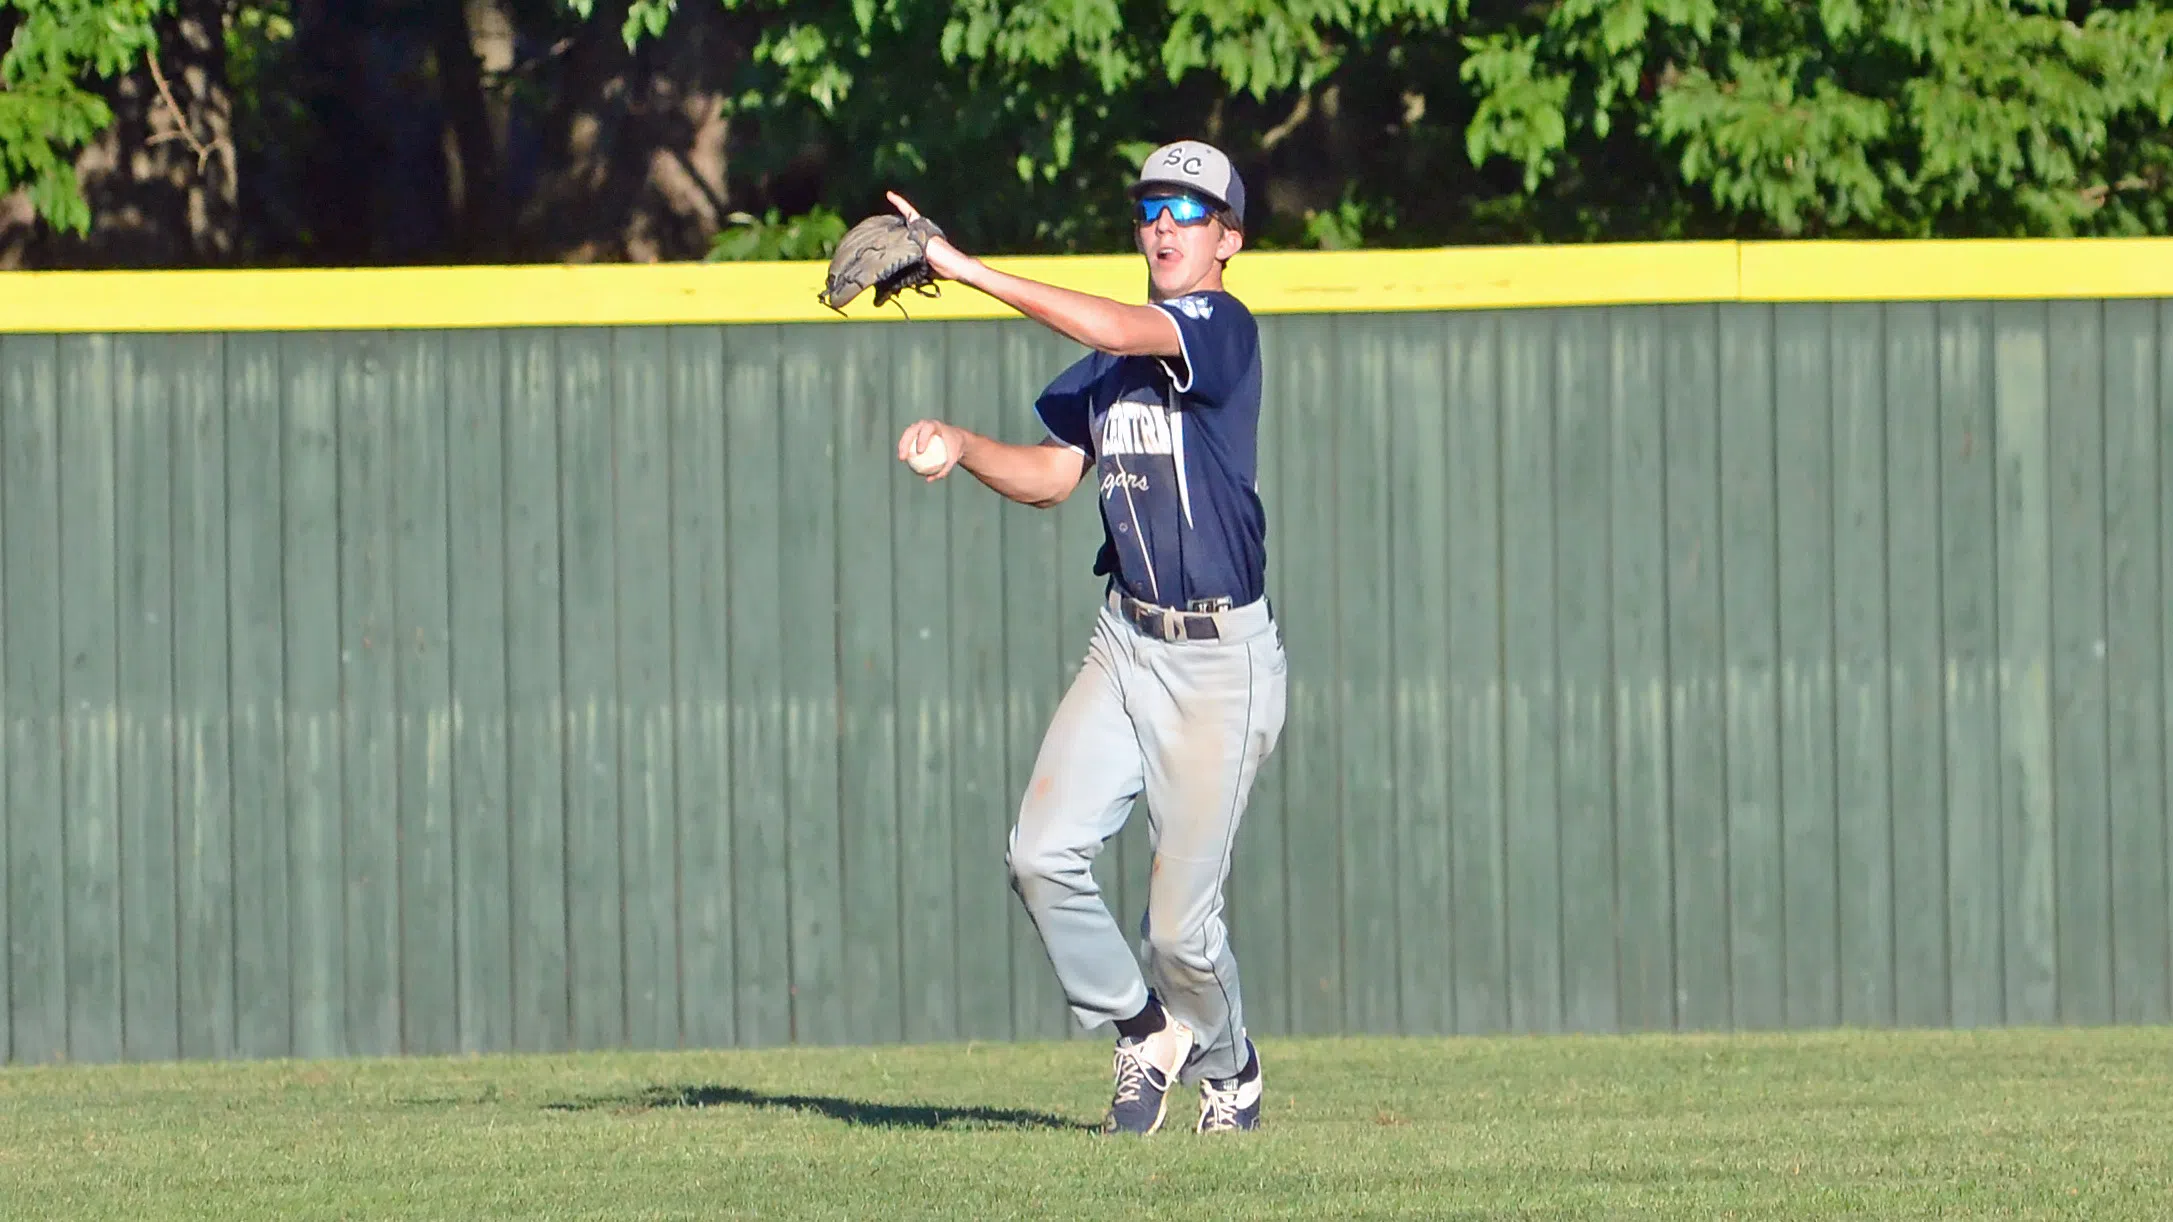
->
[1020, 446, 1087, 508]
[1025, 476, 1079, 510]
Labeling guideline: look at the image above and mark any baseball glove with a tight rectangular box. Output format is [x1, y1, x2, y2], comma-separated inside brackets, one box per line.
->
[817, 214, 947, 314]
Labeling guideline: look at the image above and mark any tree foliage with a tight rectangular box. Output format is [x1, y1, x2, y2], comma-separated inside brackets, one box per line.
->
[0, 0, 166, 234]
[659, 0, 1465, 256]
[3, 0, 2169, 263]
[1462, 0, 2173, 237]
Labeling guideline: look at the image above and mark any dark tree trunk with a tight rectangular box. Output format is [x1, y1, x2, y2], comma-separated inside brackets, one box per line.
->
[504, 0, 743, 262]
[1, 0, 753, 268]
[435, 0, 505, 259]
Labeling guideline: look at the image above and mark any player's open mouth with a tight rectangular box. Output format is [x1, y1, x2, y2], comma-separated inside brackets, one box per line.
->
[1154, 246, 1181, 265]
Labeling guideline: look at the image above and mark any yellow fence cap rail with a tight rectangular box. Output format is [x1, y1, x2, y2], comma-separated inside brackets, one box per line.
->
[1, 237, 2169, 332]
[1739, 237, 2173, 302]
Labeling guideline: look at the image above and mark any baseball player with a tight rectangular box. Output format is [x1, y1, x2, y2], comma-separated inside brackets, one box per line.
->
[890, 138, 1285, 1135]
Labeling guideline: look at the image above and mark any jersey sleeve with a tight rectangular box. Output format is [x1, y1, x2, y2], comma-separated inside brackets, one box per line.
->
[1033, 352, 1105, 454]
[1154, 292, 1257, 406]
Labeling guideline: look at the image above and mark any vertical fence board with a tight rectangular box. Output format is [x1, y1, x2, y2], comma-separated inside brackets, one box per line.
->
[171, 334, 235, 1059]
[611, 327, 681, 1051]
[836, 322, 904, 1047]
[1939, 303, 2005, 1028]
[337, 334, 401, 1057]
[282, 335, 348, 1059]
[1337, 313, 1399, 1035]
[1553, 308, 1619, 1034]
[1663, 304, 1731, 1031]
[1718, 305, 1784, 1031]
[1501, 310, 1563, 1034]
[1444, 313, 1509, 1035]
[0, 340, 8, 1068]
[1831, 304, 1895, 1027]
[941, 321, 1014, 1042]
[114, 335, 181, 1061]
[226, 334, 291, 1058]
[889, 326, 958, 1044]
[392, 331, 457, 1056]
[446, 330, 514, 1054]
[59, 335, 123, 1063]
[1387, 313, 1453, 1036]
[556, 328, 625, 1052]
[1274, 318, 1344, 1035]
[667, 326, 735, 1049]
[777, 327, 845, 1045]
[1993, 302, 2058, 1027]
[2158, 300, 2173, 1024]
[2104, 302, 2169, 1024]
[504, 329, 570, 1053]
[1884, 305, 1951, 1027]
[1608, 308, 1674, 1032]
[722, 325, 790, 1047]
[2045, 302, 2113, 1026]
[4, 336, 65, 1063]
[1775, 305, 1840, 1029]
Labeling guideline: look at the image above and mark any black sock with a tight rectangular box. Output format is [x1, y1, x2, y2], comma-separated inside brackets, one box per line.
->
[1113, 996, 1166, 1041]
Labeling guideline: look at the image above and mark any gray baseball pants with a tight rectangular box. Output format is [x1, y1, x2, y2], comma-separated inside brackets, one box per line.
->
[1006, 588, 1288, 1084]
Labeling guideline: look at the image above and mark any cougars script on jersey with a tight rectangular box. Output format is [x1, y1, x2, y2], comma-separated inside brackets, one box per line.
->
[1034, 289, 1267, 610]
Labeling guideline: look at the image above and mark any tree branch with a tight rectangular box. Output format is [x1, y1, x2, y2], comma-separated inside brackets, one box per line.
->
[143, 46, 224, 173]
[1260, 89, 1315, 151]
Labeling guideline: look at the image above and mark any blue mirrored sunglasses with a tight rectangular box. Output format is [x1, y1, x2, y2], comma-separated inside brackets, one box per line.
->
[1137, 194, 1214, 226]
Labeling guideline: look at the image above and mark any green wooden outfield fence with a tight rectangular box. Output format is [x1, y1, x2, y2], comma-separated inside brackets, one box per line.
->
[3, 297, 2171, 1065]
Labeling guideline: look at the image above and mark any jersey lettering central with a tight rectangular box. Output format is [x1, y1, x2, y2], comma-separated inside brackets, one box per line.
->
[1034, 289, 1267, 609]
[1094, 392, 1188, 605]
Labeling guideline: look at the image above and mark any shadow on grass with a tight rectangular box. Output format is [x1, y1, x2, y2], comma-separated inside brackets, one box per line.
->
[545, 1084, 1088, 1131]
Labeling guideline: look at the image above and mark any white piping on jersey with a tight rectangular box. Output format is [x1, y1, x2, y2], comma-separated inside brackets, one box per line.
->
[1155, 301, 1196, 394]
[1155, 302, 1197, 529]
[1170, 410, 1193, 529]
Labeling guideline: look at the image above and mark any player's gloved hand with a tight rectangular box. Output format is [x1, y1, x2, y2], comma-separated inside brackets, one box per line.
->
[885, 192, 976, 282]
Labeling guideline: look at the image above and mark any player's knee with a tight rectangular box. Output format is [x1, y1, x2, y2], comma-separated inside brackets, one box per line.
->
[1006, 833, 1090, 907]
[1145, 915, 1221, 974]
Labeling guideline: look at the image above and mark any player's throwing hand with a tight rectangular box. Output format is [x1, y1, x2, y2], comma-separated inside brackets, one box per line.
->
[896, 418, 967, 481]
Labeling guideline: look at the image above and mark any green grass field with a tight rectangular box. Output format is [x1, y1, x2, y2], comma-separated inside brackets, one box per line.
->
[3, 1026, 2169, 1219]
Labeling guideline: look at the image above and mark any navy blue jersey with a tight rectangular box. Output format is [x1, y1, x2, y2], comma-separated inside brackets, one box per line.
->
[1035, 289, 1267, 609]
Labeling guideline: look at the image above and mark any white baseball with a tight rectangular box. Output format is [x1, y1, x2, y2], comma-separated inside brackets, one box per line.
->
[907, 432, 950, 475]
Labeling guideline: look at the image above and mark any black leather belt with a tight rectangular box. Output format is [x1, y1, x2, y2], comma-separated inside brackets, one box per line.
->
[1113, 590, 1224, 642]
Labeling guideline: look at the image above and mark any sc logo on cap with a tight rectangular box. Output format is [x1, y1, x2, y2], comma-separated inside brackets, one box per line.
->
[1160, 148, 1206, 175]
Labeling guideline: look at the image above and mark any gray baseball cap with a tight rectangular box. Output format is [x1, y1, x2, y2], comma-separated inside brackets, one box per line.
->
[1129, 139, 1246, 226]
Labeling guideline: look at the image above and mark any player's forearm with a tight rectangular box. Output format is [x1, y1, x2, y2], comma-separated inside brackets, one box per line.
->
[956, 431, 1083, 508]
[955, 261, 1179, 358]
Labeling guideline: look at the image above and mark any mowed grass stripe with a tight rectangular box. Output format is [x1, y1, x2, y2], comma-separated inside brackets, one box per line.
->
[1, 1029, 2168, 1220]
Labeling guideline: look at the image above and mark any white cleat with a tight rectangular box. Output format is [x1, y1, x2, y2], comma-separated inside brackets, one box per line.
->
[1102, 1019, 1195, 1135]
[1196, 1038, 1262, 1132]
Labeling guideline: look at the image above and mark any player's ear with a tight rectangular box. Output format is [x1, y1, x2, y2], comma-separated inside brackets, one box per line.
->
[1216, 222, 1244, 261]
